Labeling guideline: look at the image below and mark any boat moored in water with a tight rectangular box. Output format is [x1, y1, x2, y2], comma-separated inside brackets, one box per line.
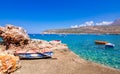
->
[95, 40, 108, 44]
[105, 43, 115, 48]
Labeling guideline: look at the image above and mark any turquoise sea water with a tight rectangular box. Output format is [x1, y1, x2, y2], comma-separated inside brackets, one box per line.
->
[29, 34, 120, 69]
[14, 34, 120, 69]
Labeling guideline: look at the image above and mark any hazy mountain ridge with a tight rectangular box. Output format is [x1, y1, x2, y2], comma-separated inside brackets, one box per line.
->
[42, 19, 120, 34]
[111, 19, 120, 26]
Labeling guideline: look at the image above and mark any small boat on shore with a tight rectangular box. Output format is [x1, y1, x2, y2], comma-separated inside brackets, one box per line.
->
[14, 52, 53, 59]
[95, 40, 108, 44]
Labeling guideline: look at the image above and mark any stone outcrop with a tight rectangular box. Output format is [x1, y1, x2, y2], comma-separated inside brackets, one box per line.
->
[0, 25, 30, 49]
[0, 25, 68, 74]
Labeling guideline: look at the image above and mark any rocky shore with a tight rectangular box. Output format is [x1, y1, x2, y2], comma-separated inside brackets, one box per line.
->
[12, 48, 120, 74]
[0, 25, 67, 74]
[0, 25, 120, 74]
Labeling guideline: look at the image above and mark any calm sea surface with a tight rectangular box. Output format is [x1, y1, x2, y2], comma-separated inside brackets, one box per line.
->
[2, 34, 120, 69]
[24, 34, 120, 69]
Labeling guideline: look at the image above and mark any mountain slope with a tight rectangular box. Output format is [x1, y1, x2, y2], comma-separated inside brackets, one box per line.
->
[42, 25, 120, 34]
[111, 19, 120, 26]
[42, 19, 120, 34]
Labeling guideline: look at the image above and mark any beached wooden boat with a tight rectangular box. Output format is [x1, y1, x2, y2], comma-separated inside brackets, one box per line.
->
[14, 52, 53, 59]
[95, 40, 108, 44]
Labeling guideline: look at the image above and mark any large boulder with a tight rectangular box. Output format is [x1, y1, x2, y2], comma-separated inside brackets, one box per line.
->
[0, 25, 30, 46]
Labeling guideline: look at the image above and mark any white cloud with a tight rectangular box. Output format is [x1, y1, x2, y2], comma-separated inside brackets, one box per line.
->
[84, 21, 94, 26]
[70, 21, 113, 28]
[71, 21, 94, 28]
[70, 25, 79, 28]
[96, 21, 113, 26]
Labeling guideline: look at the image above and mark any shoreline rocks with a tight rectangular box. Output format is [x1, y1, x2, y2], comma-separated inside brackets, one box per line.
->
[0, 25, 68, 74]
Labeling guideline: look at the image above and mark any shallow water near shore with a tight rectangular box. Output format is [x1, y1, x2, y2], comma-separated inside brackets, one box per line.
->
[30, 34, 119, 69]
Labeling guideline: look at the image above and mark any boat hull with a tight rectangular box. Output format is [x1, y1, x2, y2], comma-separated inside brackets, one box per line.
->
[95, 41, 108, 44]
[105, 43, 115, 48]
[14, 52, 53, 59]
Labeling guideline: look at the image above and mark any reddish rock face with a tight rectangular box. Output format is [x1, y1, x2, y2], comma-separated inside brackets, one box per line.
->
[0, 25, 68, 52]
[0, 25, 30, 46]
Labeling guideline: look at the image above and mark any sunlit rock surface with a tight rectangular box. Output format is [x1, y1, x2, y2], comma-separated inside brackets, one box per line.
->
[0, 25, 68, 52]
[0, 25, 30, 47]
[0, 25, 68, 74]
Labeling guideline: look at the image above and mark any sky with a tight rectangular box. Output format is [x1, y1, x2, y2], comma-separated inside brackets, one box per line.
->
[0, 0, 120, 33]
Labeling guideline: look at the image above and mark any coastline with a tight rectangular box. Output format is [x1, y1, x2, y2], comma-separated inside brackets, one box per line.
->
[71, 51, 120, 71]
[12, 48, 120, 74]
[40, 33, 120, 35]
[0, 25, 120, 74]
[42, 25, 120, 34]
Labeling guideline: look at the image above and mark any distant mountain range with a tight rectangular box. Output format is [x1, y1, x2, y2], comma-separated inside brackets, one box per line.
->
[111, 19, 120, 26]
[42, 19, 120, 34]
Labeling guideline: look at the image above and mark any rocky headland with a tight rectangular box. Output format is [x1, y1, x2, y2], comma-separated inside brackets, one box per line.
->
[42, 19, 120, 34]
